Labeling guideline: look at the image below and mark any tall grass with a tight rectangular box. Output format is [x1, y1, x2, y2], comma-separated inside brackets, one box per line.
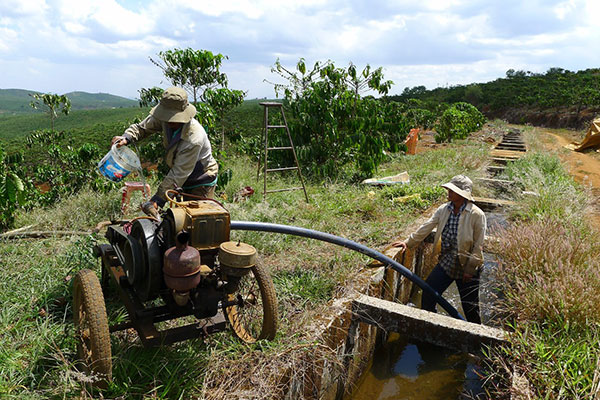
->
[492, 219, 600, 326]
[487, 148, 600, 399]
[503, 152, 591, 227]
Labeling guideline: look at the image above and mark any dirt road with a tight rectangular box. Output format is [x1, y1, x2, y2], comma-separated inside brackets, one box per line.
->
[542, 130, 600, 188]
[537, 128, 600, 230]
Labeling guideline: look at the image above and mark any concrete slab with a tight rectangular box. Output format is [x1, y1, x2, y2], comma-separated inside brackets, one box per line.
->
[495, 145, 527, 151]
[501, 140, 525, 144]
[352, 294, 507, 354]
[476, 177, 515, 186]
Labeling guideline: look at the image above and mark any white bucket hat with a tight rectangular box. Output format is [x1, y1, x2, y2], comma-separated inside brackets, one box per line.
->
[150, 87, 197, 123]
[442, 175, 474, 201]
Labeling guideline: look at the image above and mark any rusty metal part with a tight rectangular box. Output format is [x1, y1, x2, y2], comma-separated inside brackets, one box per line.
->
[94, 244, 228, 348]
[219, 241, 257, 277]
[172, 290, 190, 306]
[164, 200, 230, 251]
[163, 232, 202, 292]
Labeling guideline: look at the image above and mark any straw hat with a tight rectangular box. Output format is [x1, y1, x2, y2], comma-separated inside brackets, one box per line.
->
[150, 87, 197, 123]
[441, 175, 474, 201]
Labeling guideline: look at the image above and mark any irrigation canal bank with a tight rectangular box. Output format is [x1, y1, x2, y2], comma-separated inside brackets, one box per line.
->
[336, 129, 525, 399]
[226, 128, 525, 399]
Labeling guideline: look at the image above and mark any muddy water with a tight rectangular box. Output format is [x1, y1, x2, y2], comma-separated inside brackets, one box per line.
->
[349, 252, 501, 400]
[349, 333, 484, 400]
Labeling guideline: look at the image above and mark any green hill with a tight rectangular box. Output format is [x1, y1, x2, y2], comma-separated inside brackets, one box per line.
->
[0, 88, 138, 114]
[0, 107, 151, 154]
[65, 91, 138, 109]
[0, 89, 37, 113]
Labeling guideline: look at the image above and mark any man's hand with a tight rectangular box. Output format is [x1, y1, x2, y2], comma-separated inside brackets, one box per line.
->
[391, 240, 407, 252]
[111, 136, 128, 148]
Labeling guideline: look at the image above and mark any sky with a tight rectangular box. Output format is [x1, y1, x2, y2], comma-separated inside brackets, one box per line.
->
[1, 0, 599, 100]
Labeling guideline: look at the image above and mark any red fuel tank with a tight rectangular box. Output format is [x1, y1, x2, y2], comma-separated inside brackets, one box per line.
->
[163, 232, 202, 292]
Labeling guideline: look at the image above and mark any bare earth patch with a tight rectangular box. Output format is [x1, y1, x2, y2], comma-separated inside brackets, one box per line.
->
[536, 128, 600, 231]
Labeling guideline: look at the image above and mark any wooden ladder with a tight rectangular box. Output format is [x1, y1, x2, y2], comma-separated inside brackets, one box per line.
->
[258, 102, 308, 202]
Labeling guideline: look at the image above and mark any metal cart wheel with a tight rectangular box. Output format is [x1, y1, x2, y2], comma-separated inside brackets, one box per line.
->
[73, 269, 112, 388]
[224, 263, 278, 343]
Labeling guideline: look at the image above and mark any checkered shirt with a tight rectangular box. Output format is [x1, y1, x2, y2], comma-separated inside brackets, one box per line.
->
[438, 201, 467, 279]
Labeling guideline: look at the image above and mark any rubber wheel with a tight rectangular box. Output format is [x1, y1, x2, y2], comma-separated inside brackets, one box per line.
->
[224, 263, 278, 343]
[73, 269, 112, 388]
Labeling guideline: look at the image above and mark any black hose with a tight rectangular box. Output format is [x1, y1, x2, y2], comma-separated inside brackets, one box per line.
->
[230, 220, 465, 320]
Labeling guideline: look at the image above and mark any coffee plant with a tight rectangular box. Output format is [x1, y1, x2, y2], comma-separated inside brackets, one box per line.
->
[434, 102, 486, 143]
[0, 145, 25, 229]
[270, 59, 407, 180]
[17, 130, 116, 207]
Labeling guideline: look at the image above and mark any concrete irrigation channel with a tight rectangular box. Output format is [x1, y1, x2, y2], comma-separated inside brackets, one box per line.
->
[266, 129, 527, 399]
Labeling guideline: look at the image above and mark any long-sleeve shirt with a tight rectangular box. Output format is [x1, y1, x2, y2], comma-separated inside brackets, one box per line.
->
[405, 201, 486, 276]
[123, 115, 218, 205]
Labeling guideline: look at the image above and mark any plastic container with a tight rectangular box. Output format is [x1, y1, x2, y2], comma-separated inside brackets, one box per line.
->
[98, 145, 141, 182]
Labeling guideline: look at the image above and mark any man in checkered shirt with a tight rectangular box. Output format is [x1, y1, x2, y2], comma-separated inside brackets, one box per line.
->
[392, 175, 486, 323]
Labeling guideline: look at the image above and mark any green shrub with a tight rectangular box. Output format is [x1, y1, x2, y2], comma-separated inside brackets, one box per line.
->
[434, 102, 486, 142]
[405, 108, 436, 130]
[0, 145, 25, 229]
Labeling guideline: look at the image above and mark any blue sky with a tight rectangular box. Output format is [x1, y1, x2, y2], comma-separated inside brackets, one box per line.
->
[1, 0, 599, 100]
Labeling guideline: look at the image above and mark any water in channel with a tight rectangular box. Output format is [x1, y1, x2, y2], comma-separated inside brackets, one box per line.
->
[349, 332, 485, 400]
[349, 252, 501, 400]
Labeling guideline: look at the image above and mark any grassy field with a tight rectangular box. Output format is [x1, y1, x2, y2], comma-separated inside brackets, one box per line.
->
[0, 125, 492, 398]
[1, 115, 598, 398]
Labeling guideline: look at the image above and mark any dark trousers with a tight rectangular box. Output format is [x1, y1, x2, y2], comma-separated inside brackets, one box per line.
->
[421, 263, 481, 324]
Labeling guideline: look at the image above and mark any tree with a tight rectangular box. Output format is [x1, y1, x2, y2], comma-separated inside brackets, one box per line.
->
[269, 58, 405, 179]
[346, 62, 393, 97]
[267, 58, 326, 99]
[204, 88, 246, 151]
[138, 87, 164, 107]
[150, 48, 228, 104]
[29, 93, 71, 130]
[401, 85, 427, 99]
[345, 62, 393, 117]
[464, 84, 483, 106]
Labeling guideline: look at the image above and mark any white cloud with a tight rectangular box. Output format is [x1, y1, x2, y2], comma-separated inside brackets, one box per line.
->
[0, 0, 48, 16]
[0, 27, 19, 52]
[0, 0, 599, 99]
[184, 0, 266, 18]
[55, 0, 153, 38]
[553, 0, 577, 19]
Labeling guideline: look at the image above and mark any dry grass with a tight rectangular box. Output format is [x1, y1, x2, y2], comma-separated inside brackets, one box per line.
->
[200, 341, 343, 400]
[485, 148, 600, 399]
[491, 219, 600, 327]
